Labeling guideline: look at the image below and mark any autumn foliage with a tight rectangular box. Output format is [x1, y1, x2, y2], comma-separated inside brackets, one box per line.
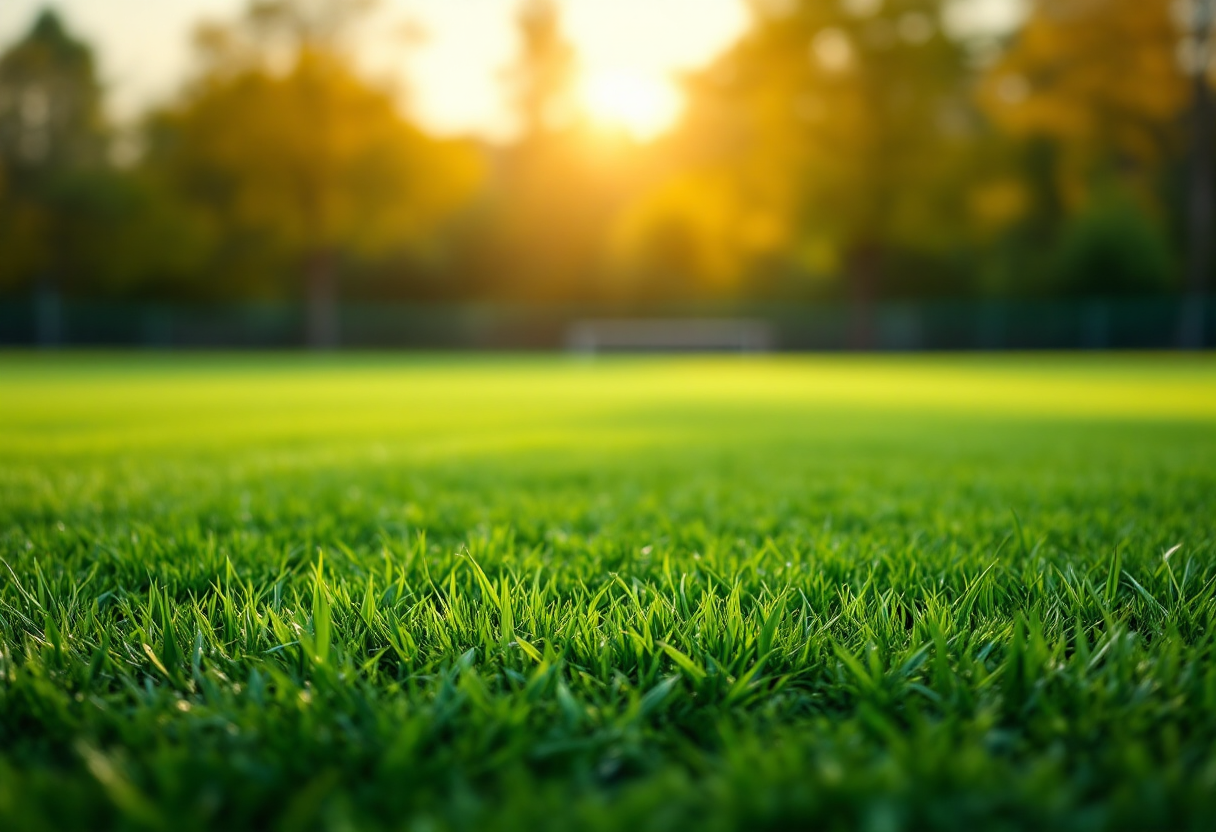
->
[0, 0, 1210, 321]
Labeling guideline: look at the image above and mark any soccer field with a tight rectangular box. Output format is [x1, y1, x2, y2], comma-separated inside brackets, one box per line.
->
[2, 354, 1216, 831]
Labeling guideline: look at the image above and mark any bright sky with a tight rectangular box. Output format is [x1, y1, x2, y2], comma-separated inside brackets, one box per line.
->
[0, 0, 1022, 141]
[0, 0, 752, 140]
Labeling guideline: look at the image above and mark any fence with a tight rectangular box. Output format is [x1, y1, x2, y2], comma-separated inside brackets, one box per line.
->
[0, 295, 1211, 350]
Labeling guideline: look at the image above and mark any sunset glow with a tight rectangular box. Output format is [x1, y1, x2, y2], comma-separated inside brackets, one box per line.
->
[579, 67, 682, 140]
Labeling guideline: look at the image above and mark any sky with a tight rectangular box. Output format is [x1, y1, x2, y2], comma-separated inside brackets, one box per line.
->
[0, 0, 1023, 140]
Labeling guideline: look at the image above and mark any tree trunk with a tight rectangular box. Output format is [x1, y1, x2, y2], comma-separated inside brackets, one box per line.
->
[1181, 11, 1214, 349]
[306, 249, 338, 349]
[847, 243, 880, 350]
[35, 272, 62, 348]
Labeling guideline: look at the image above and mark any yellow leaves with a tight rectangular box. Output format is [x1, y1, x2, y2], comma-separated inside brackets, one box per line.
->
[793, 235, 840, 276]
[740, 209, 786, 253]
[981, 0, 1190, 165]
[969, 178, 1031, 235]
[163, 50, 484, 261]
[609, 171, 794, 291]
[0, 202, 52, 289]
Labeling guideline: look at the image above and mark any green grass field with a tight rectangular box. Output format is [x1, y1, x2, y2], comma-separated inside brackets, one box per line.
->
[2, 354, 1216, 832]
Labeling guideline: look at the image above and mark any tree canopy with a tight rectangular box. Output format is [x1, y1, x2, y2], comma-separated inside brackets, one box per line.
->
[0, 0, 1211, 311]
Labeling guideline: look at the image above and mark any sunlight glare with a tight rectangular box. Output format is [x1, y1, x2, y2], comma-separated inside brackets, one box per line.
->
[580, 68, 683, 141]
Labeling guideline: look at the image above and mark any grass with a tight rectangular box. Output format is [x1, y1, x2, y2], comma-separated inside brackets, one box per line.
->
[1, 353, 1215, 832]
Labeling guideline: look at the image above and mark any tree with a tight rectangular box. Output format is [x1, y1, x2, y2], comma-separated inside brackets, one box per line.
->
[981, 0, 1189, 196]
[1180, 0, 1215, 346]
[503, 0, 577, 138]
[149, 0, 483, 345]
[615, 0, 979, 329]
[979, 0, 1197, 304]
[0, 8, 103, 174]
[466, 0, 650, 304]
[0, 8, 106, 342]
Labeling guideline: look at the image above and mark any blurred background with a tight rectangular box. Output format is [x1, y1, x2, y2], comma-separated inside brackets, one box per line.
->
[0, 0, 1213, 350]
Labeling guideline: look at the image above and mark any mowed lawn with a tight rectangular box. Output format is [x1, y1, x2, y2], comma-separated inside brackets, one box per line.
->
[2, 353, 1216, 832]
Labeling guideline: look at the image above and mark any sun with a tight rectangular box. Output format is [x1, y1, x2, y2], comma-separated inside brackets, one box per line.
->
[579, 68, 683, 141]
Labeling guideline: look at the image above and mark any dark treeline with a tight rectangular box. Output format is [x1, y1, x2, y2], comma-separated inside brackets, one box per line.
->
[0, 0, 1211, 334]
